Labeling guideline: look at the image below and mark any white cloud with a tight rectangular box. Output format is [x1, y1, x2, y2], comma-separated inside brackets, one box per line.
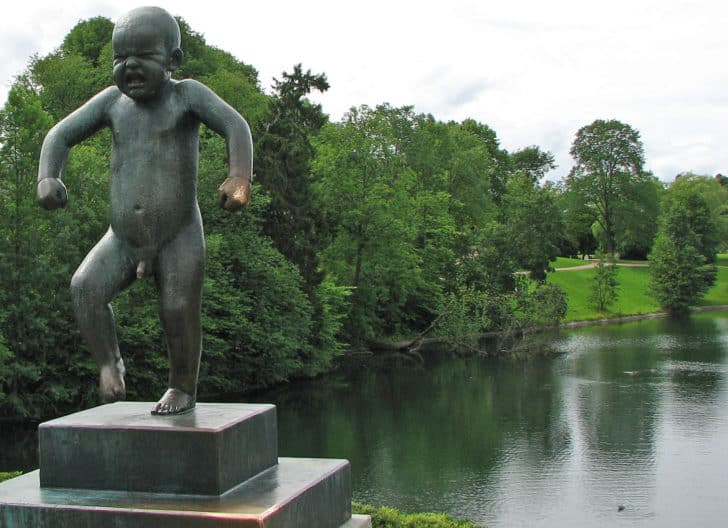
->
[3, 0, 728, 181]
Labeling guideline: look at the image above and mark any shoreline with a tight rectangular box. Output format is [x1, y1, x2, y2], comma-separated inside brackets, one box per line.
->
[560, 304, 728, 330]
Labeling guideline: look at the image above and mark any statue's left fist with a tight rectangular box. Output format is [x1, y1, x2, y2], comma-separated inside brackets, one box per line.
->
[37, 178, 68, 210]
[218, 177, 251, 212]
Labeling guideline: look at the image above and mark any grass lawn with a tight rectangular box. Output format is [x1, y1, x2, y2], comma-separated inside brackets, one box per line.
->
[548, 266, 659, 321]
[548, 263, 728, 322]
[716, 253, 728, 267]
[699, 266, 728, 306]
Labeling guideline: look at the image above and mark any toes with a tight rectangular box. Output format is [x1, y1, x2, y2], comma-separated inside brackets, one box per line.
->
[150, 388, 195, 415]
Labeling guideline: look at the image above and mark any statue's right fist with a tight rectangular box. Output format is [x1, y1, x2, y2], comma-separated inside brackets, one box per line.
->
[37, 178, 68, 210]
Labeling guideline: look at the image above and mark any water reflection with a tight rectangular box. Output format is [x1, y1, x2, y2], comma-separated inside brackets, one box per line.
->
[3, 312, 728, 527]
[261, 312, 728, 527]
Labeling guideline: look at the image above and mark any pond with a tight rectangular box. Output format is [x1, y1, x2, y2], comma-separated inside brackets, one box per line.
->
[3, 312, 728, 527]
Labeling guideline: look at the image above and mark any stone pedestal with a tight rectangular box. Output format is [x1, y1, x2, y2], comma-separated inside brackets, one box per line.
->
[0, 402, 371, 528]
[39, 403, 278, 494]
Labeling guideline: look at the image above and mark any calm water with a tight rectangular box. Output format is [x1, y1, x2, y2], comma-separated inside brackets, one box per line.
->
[3, 313, 728, 527]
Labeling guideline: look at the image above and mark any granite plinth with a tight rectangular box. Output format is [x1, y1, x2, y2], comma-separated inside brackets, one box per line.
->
[0, 458, 359, 528]
[39, 402, 277, 495]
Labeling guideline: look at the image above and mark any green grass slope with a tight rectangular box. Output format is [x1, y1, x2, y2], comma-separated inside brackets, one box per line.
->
[548, 264, 728, 322]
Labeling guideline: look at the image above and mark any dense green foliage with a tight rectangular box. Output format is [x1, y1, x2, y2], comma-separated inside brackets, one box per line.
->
[566, 119, 660, 257]
[0, 471, 22, 483]
[2, 14, 722, 420]
[353, 503, 479, 528]
[0, 16, 572, 419]
[649, 183, 717, 313]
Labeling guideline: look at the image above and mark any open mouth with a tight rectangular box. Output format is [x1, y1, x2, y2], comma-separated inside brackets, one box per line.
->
[125, 73, 145, 89]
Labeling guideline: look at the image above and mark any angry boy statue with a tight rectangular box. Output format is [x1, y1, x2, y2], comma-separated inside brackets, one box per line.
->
[36, 6, 253, 415]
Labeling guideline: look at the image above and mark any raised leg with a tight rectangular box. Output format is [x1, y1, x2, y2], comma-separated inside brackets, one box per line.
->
[70, 228, 136, 403]
[151, 215, 205, 415]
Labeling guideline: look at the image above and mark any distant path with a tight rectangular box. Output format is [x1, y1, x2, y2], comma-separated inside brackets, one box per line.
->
[554, 261, 649, 272]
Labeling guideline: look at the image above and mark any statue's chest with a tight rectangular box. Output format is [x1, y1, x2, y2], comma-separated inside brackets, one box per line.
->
[110, 99, 190, 142]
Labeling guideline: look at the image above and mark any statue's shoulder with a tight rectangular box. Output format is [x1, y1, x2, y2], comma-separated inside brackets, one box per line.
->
[173, 79, 220, 111]
[174, 78, 210, 97]
[86, 86, 123, 113]
[96, 86, 123, 102]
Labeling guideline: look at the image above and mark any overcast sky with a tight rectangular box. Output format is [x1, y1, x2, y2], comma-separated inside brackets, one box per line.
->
[2, 0, 727, 182]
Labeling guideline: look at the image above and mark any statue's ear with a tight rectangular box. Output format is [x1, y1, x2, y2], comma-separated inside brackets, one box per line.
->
[169, 48, 183, 71]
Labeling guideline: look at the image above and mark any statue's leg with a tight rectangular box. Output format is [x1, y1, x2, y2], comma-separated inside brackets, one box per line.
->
[151, 216, 204, 415]
[70, 228, 136, 403]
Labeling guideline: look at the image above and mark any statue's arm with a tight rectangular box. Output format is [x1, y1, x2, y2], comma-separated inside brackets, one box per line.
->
[183, 80, 253, 211]
[37, 87, 116, 209]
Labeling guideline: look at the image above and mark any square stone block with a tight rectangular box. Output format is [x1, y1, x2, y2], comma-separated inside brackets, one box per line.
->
[39, 402, 277, 494]
[1, 459, 362, 528]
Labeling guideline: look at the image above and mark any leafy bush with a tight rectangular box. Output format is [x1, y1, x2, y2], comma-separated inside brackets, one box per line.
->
[589, 253, 618, 311]
[353, 503, 479, 528]
[0, 471, 22, 483]
[649, 188, 717, 314]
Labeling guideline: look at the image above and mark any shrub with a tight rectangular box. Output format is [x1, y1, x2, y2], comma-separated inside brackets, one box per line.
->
[589, 252, 618, 311]
[0, 471, 22, 483]
[353, 502, 479, 528]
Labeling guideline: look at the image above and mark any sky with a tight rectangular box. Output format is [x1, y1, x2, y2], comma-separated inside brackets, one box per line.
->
[2, 0, 727, 182]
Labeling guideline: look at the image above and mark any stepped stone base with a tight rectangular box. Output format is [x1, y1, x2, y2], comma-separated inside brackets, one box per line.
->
[0, 402, 371, 527]
[0, 458, 364, 528]
[39, 402, 277, 495]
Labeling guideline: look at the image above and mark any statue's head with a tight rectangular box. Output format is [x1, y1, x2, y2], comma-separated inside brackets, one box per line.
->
[112, 6, 183, 101]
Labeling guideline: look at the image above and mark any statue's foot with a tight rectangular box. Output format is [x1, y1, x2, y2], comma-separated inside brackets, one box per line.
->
[151, 388, 196, 415]
[99, 360, 126, 403]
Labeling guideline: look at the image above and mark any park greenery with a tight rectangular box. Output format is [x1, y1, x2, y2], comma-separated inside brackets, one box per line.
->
[352, 503, 479, 528]
[590, 252, 619, 312]
[1, 16, 727, 420]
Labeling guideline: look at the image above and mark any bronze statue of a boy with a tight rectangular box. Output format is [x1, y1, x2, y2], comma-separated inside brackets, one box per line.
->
[36, 6, 252, 415]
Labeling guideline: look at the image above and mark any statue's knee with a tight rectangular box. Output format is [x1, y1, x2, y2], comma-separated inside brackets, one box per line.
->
[70, 271, 102, 307]
[162, 297, 192, 319]
[70, 272, 87, 305]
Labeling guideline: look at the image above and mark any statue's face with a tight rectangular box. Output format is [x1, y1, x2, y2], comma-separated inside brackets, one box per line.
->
[112, 23, 172, 101]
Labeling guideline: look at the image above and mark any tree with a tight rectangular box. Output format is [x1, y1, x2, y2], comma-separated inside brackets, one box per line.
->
[511, 145, 556, 183]
[312, 104, 434, 340]
[459, 119, 511, 204]
[501, 174, 562, 281]
[589, 252, 619, 311]
[649, 189, 716, 314]
[255, 64, 329, 289]
[556, 181, 598, 259]
[669, 173, 728, 258]
[567, 119, 651, 256]
[614, 175, 661, 259]
[60, 16, 114, 66]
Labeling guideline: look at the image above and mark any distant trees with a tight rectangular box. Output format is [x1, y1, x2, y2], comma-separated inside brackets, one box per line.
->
[649, 182, 717, 313]
[670, 173, 728, 258]
[566, 119, 658, 256]
[511, 145, 556, 183]
[16, 14, 723, 419]
[501, 174, 562, 281]
[312, 104, 434, 340]
[556, 182, 598, 259]
[256, 64, 330, 289]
